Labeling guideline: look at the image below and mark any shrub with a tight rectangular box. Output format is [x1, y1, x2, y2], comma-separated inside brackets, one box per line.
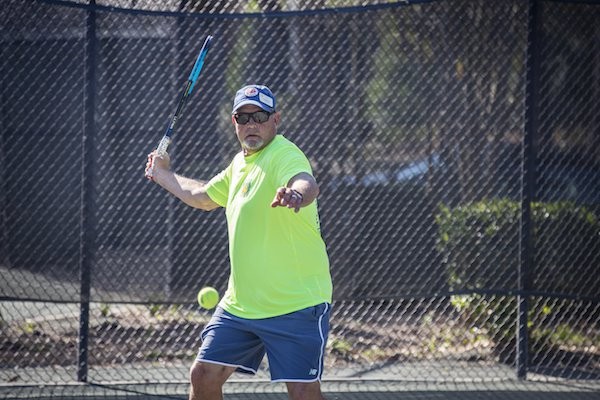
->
[436, 199, 600, 361]
[436, 199, 599, 295]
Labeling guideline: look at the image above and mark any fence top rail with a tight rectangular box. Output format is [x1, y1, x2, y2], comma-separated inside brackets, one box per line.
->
[34, 0, 447, 18]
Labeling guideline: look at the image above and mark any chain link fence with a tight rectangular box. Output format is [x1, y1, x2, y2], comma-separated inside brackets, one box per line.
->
[1, 0, 599, 394]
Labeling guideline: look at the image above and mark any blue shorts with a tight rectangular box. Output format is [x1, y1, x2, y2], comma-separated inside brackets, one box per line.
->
[196, 303, 331, 382]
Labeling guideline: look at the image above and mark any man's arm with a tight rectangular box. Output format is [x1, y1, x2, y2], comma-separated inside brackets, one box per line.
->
[145, 151, 220, 211]
[288, 172, 319, 206]
[271, 172, 319, 213]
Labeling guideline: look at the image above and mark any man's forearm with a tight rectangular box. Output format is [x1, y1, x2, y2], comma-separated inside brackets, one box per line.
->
[153, 169, 218, 211]
[288, 172, 320, 207]
[290, 180, 319, 207]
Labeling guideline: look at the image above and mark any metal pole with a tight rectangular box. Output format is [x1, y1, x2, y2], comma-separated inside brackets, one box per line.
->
[78, 0, 97, 382]
[0, 40, 7, 268]
[518, 0, 541, 380]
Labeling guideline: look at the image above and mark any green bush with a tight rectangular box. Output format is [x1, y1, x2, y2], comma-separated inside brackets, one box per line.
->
[436, 199, 600, 361]
[436, 199, 599, 295]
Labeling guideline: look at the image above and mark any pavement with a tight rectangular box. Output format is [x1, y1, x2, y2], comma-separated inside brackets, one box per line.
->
[1, 379, 599, 400]
[1, 365, 599, 400]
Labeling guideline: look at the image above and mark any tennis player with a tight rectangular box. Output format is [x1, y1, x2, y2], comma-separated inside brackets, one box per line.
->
[145, 84, 333, 400]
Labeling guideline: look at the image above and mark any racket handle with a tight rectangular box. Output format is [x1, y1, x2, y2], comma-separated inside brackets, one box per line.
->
[156, 135, 171, 157]
[146, 136, 169, 181]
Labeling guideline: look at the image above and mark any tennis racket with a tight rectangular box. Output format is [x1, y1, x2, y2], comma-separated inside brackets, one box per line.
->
[156, 34, 213, 156]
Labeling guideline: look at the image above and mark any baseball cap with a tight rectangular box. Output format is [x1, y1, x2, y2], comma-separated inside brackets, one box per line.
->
[232, 84, 276, 114]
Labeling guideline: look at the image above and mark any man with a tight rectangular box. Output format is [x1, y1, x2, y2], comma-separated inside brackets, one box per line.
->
[145, 84, 333, 400]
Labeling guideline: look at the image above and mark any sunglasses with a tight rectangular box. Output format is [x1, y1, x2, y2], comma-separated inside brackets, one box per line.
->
[233, 110, 272, 125]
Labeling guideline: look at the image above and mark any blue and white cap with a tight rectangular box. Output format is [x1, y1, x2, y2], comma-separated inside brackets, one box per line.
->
[232, 84, 276, 114]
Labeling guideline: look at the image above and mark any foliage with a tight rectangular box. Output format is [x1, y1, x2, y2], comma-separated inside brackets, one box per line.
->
[436, 199, 599, 295]
[437, 199, 600, 361]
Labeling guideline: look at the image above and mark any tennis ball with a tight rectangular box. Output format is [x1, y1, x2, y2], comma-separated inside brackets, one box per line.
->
[197, 286, 219, 309]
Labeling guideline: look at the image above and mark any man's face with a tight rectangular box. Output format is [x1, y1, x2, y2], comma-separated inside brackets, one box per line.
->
[232, 104, 279, 155]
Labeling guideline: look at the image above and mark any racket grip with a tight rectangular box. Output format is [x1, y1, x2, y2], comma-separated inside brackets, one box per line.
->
[156, 136, 171, 157]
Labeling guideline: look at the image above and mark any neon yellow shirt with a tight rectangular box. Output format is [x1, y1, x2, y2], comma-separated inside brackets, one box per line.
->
[205, 135, 332, 319]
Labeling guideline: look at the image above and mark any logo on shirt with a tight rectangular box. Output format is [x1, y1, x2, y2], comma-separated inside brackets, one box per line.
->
[241, 180, 252, 197]
[309, 368, 318, 375]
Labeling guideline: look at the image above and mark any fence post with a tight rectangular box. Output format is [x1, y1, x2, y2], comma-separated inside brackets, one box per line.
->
[518, 0, 541, 380]
[0, 43, 6, 268]
[78, 0, 97, 383]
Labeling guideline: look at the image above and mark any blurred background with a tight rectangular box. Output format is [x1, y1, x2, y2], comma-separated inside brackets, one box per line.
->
[0, 0, 599, 395]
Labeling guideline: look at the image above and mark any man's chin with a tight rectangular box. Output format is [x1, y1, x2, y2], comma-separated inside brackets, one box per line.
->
[243, 138, 264, 152]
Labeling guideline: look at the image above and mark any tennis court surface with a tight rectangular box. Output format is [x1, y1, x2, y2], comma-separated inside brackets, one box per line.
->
[1, 380, 600, 400]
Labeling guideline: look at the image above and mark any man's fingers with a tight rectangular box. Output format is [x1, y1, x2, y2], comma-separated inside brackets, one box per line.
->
[145, 150, 171, 181]
[271, 187, 286, 207]
[145, 152, 156, 180]
[271, 187, 302, 212]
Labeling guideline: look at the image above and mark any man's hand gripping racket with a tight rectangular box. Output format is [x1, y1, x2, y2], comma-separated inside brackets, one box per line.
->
[145, 35, 213, 181]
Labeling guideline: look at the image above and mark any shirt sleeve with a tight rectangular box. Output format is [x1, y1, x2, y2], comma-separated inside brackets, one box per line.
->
[205, 165, 231, 207]
[273, 144, 313, 186]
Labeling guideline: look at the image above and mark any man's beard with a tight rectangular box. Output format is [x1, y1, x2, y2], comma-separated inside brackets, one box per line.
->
[243, 136, 264, 152]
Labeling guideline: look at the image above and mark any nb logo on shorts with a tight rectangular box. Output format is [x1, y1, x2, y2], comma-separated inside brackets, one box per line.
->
[309, 368, 318, 375]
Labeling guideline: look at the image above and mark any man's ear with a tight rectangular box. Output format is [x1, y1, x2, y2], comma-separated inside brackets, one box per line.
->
[273, 111, 281, 125]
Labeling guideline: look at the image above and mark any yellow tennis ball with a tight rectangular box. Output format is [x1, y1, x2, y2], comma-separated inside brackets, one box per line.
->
[197, 287, 219, 309]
